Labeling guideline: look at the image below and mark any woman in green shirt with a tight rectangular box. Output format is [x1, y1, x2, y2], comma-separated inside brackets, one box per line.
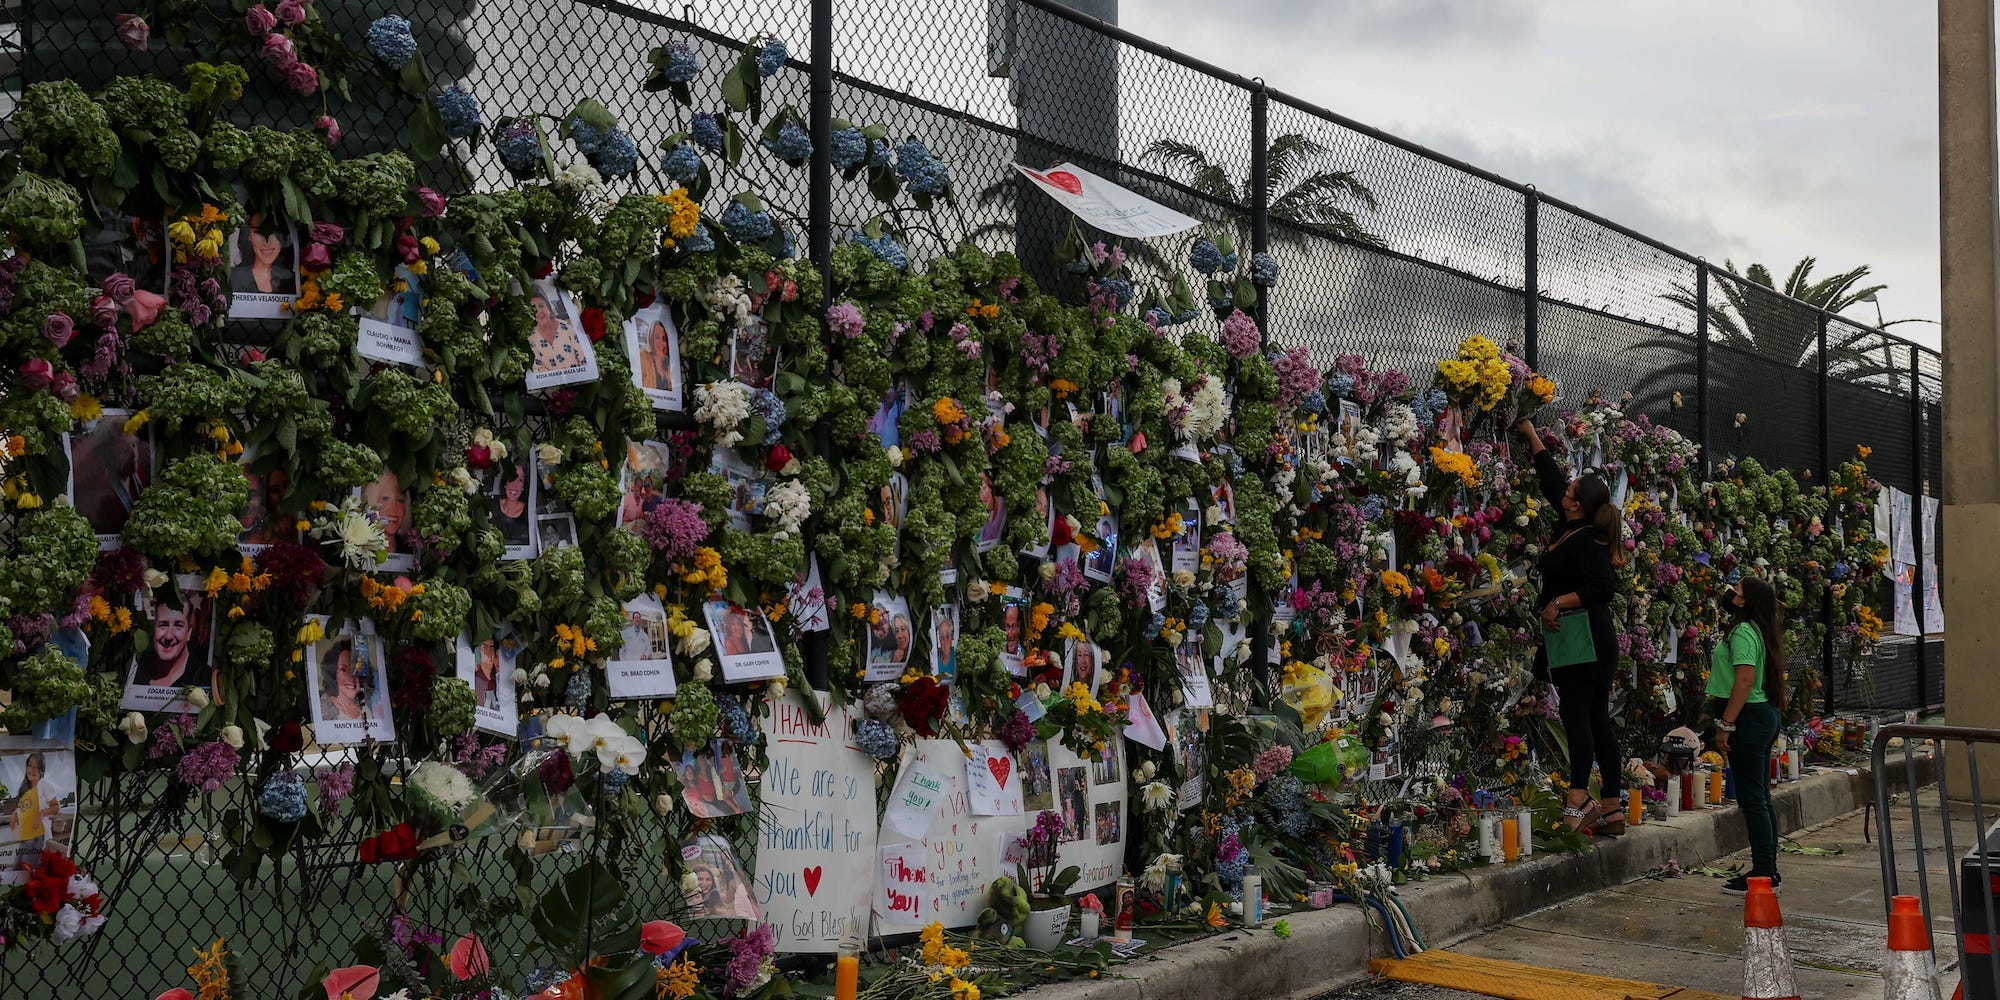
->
[1707, 575, 1787, 895]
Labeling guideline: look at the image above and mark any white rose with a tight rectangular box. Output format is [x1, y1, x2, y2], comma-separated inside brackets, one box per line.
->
[221, 725, 244, 749]
[694, 659, 714, 683]
[119, 712, 148, 744]
[767, 678, 787, 700]
[513, 668, 530, 686]
[536, 443, 564, 466]
[1039, 561, 1057, 582]
[886, 445, 904, 467]
[447, 467, 477, 494]
[186, 686, 211, 709]
[516, 829, 538, 852]
[653, 793, 676, 816]
[143, 568, 169, 590]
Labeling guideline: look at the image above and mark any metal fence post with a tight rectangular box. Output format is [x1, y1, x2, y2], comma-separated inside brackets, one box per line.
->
[1911, 349, 1930, 708]
[1695, 262, 1710, 477]
[1818, 312, 1835, 715]
[805, 0, 834, 692]
[1523, 188, 1540, 368]
[1247, 80, 1271, 682]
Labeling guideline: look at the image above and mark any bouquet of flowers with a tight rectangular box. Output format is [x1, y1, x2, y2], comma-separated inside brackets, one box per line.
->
[0, 850, 106, 949]
[1433, 335, 1555, 432]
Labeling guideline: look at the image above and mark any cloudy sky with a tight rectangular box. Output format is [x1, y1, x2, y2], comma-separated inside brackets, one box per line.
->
[1119, 0, 1940, 345]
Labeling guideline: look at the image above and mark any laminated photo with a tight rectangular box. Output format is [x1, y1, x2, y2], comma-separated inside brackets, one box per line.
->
[307, 619, 397, 744]
[930, 603, 959, 680]
[356, 264, 426, 367]
[237, 449, 294, 551]
[480, 460, 536, 561]
[863, 591, 914, 682]
[455, 628, 521, 739]
[879, 472, 910, 535]
[704, 597, 783, 682]
[620, 438, 675, 530]
[1169, 499, 1200, 575]
[677, 745, 752, 819]
[0, 737, 77, 879]
[999, 587, 1030, 676]
[68, 409, 152, 549]
[83, 207, 170, 301]
[534, 512, 578, 550]
[787, 557, 831, 634]
[122, 576, 216, 713]
[1176, 639, 1214, 709]
[729, 316, 778, 390]
[869, 384, 907, 449]
[606, 594, 676, 700]
[1019, 483, 1053, 560]
[625, 300, 683, 411]
[524, 277, 600, 389]
[1021, 739, 1054, 812]
[976, 472, 1006, 552]
[677, 833, 762, 920]
[711, 447, 766, 531]
[1068, 640, 1102, 694]
[356, 468, 416, 573]
[226, 205, 299, 319]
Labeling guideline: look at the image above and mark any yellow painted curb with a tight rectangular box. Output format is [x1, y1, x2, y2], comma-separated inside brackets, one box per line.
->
[1370, 950, 1738, 1000]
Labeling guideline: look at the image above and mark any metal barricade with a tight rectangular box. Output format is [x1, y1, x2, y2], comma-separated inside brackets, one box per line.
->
[1873, 723, 2000, 999]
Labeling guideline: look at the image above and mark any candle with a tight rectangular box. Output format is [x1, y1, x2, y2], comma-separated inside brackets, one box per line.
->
[1680, 772, 1696, 813]
[1709, 768, 1724, 804]
[1500, 817, 1519, 862]
[1241, 872, 1264, 927]
[834, 952, 859, 1000]
[1787, 748, 1802, 781]
[1663, 780, 1680, 818]
[1515, 808, 1533, 858]
[1627, 787, 1644, 826]
[1079, 909, 1100, 940]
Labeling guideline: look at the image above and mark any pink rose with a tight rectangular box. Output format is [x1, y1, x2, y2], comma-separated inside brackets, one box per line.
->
[101, 273, 136, 304]
[51, 371, 78, 402]
[42, 312, 74, 348]
[243, 347, 267, 363]
[245, 4, 277, 35]
[274, 0, 305, 26]
[395, 234, 421, 264]
[89, 295, 118, 328]
[286, 62, 320, 96]
[156, 991, 196, 1000]
[301, 242, 332, 273]
[261, 32, 296, 70]
[416, 187, 448, 218]
[114, 13, 150, 50]
[17, 358, 53, 390]
[314, 114, 342, 146]
[309, 222, 345, 245]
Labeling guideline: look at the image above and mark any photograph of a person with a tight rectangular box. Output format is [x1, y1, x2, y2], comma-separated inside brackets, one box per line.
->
[703, 598, 784, 681]
[1176, 640, 1214, 709]
[455, 628, 520, 738]
[1019, 484, 1053, 560]
[1068, 640, 1100, 692]
[999, 588, 1029, 675]
[1170, 501, 1201, 574]
[1212, 480, 1236, 524]
[869, 385, 906, 449]
[1083, 513, 1118, 583]
[357, 264, 426, 366]
[710, 449, 765, 531]
[620, 439, 674, 529]
[122, 581, 215, 713]
[1335, 399, 1365, 466]
[68, 409, 152, 546]
[238, 459, 291, 549]
[525, 277, 601, 389]
[930, 604, 959, 680]
[624, 301, 683, 411]
[227, 207, 299, 319]
[606, 594, 676, 700]
[879, 473, 909, 533]
[1093, 801, 1121, 846]
[1092, 739, 1122, 786]
[484, 461, 535, 560]
[729, 317, 777, 390]
[1020, 741, 1054, 811]
[676, 835, 761, 920]
[0, 740, 77, 871]
[307, 625, 397, 744]
[1056, 766, 1089, 842]
[864, 592, 914, 681]
[357, 468, 416, 573]
[535, 513, 578, 551]
[677, 747, 753, 819]
[977, 473, 1006, 552]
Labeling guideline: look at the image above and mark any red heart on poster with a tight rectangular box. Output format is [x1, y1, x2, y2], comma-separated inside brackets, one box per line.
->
[987, 754, 1012, 789]
[803, 866, 823, 896]
[1045, 170, 1084, 195]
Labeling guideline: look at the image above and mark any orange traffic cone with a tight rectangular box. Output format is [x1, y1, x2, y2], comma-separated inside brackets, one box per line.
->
[1882, 895, 1945, 1000]
[1742, 877, 1800, 1000]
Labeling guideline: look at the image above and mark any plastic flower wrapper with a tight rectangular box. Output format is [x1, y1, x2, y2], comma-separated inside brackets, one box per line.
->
[450, 738, 596, 851]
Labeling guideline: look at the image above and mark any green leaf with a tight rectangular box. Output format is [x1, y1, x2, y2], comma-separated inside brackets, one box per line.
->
[409, 99, 447, 163]
[721, 59, 752, 113]
[397, 53, 430, 95]
[733, 191, 766, 212]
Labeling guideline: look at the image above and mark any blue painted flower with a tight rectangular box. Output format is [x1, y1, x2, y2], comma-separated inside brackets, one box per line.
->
[1190, 237, 1227, 275]
[436, 85, 482, 139]
[762, 120, 811, 163]
[495, 120, 544, 177]
[660, 40, 700, 83]
[855, 718, 899, 760]
[690, 112, 725, 153]
[720, 201, 774, 243]
[751, 388, 786, 444]
[1250, 251, 1280, 287]
[367, 14, 418, 69]
[756, 36, 788, 77]
[256, 772, 308, 823]
[719, 696, 759, 745]
[662, 142, 702, 186]
[893, 138, 951, 196]
[830, 127, 869, 170]
[1144, 611, 1166, 640]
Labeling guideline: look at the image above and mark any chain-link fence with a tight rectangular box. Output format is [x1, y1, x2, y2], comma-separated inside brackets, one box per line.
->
[8, 0, 1943, 993]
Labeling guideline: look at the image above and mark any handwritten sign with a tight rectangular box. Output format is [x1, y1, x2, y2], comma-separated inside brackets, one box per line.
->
[875, 740, 1030, 936]
[1046, 739, 1128, 894]
[964, 744, 1023, 816]
[1013, 162, 1200, 238]
[877, 844, 930, 922]
[756, 691, 878, 954]
[885, 759, 947, 839]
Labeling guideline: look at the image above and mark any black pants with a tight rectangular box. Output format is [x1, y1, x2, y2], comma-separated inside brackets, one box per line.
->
[1727, 700, 1782, 877]
[1554, 670, 1623, 798]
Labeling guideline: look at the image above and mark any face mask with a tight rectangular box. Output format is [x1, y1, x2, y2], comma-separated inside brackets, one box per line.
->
[1720, 593, 1744, 617]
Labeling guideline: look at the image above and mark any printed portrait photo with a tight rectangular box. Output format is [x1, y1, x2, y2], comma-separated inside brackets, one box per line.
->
[525, 277, 601, 389]
[358, 468, 416, 573]
[227, 206, 299, 319]
[0, 739, 78, 875]
[237, 454, 293, 551]
[1094, 800, 1121, 846]
[704, 598, 783, 682]
[456, 628, 521, 739]
[482, 460, 536, 560]
[930, 603, 959, 680]
[676, 835, 761, 920]
[357, 264, 426, 367]
[606, 595, 676, 700]
[677, 746, 753, 819]
[1020, 740, 1054, 812]
[625, 301, 684, 411]
[864, 592, 914, 681]
[122, 579, 216, 713]
[730, 316, 777, 390]
[620, 439, 674, 530]
[1056, 766, 1089, 843]
[68, 409, 152, 547]
[307, 623, 396, 744]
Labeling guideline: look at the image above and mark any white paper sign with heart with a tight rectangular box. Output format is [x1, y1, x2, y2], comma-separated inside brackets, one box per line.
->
[964, 744, 1023, 816]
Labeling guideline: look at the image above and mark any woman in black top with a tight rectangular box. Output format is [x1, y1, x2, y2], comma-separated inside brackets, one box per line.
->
[1515, 418, 1629, 835]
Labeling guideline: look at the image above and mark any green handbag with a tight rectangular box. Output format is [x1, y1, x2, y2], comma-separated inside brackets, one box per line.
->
[1542, 610, 1597, 668]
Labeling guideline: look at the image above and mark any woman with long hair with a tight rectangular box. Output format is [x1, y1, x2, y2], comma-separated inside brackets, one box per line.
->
[1515, 418, 1628, 835]
[1709, 575, 1787, 893]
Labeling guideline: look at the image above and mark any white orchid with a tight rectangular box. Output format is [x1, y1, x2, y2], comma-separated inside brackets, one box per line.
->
[581, 713, 629, 755]
[603, 735, 649, 775]
[543, 713, 587, 750]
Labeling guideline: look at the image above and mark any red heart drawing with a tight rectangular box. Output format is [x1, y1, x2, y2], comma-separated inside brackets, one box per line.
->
[803, 866, 823, 897]
[1045, 170, 1084, 195]
[986, 754, 1012, 789]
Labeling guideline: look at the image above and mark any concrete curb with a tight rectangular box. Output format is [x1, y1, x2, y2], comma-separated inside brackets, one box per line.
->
[1014, 756, 1936, 1000]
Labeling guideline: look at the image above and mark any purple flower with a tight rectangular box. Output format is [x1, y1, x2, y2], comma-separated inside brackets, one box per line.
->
[722, 924, 777, 997]
[245, 4, 277, 36]
[637, 498, 708, 561]
[315, 762, 355, 818]
[42, 312, 74, 348]
[1221, 309, 1261, 360]
[1116, 555, 1157, 607]
[286, 61, 319, 95]
[101, 273, 136, 304]
[417, 187, 449, 218]
[904, 428, 941, 456]
[261, 32, 297, 70]
[1272, 347, 1318, 411]
[175, 740, 240, 793]
[825, 301, 865, 339]
[274, 0, 305, 26]
[114, 13, 150, 49]
[300, 243, 332, 273]
[998, 710, 1036, 752]
[90, 295, 118, 328]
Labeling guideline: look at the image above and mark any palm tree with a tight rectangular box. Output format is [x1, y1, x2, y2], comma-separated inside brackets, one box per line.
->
[1660, 258, 1923, 387]
[1139, 133, 1382, 248]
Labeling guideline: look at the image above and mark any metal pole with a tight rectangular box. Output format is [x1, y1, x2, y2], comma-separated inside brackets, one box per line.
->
[1246, 81, 1271, 682]
[1911, 349, 1930, 708]
[805, 0, 833, 692]
[1695, 262, 1710, 477]
[1523, 189, 1540, 368]
[1818, 312, 1835, 716]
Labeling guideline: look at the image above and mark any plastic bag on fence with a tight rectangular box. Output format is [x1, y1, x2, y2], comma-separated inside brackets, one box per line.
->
[1290, 731, 1370, 787]
[1278, 662, 1336, 729]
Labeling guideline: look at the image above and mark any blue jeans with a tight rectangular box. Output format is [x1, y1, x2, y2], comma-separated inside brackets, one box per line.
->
[1726, 700, 1782, 876]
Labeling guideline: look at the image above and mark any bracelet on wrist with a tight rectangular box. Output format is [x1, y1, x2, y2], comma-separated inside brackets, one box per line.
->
[1717, 720, 1737, 732]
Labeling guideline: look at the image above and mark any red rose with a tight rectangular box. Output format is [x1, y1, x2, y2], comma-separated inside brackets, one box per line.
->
[635, 291, 657, 309]
[25, 877, 64, 915]
[270, 720, 304, 753]
[395, 233, 421, 265]
[764, 444, 793, 473]
[37, 852, 76, 880]
[1050, 517, 1073, 547]
[384, 823, 418, 860]
[581, 307, 607, 343]
[466, 444, 493, 469]
[531, 261, 555, 280]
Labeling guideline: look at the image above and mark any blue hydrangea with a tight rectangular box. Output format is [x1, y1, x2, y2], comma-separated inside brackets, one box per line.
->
[525, 969, 572, 996]
[1211, 593, 1243, 620]
[893, 139, 951, 196]
[683, 225, 716, 253]
[590, 128, 639, 178]
[830, 127, 869, 170]
[495, 121, 544, 177]
[1171, 307, 1201, 325]
[1144, 611, 1165, 640]
[1063, 255, 1094, 274]
[1325, 373, 1355, 399]
[1831, 561, 1850, 580]
[750, 388, 786, 444]
[367, 15, 418, 69]
[1144, 306, 1171, 327]
[721, 201, 774, 243]
[662, 143, 702, 186]
[849, 231, 909, 272]
[661, 40, 700, 83]
[719, 696, 759, 746]
[762, 120, 812, 163]
[855, 718, 900, 760]
[1190, 238, 1227, 274]
[1098, 277, 1133, 309]
[1215, 817, 1249, 893]
[1265, 775, 1314, 839]
[256, 772, 308, 823]
[602, 769, 632, 793]
[1207, 287, 1233, 311]
[778, 226, 796, 258]
[436, 85, 482, 139]
[756, 37, 789, 77]
[690, 112, 725, 153]
[1410, 388, 1448, 424]
[868, 138, 892, 167]
[1360, 495, 1387, 522]
[1300, 389, 1327, 415]
[1250, 251, 1280, 287]
[1187, 602, 1210, 629]
[563, 671, 590, 709]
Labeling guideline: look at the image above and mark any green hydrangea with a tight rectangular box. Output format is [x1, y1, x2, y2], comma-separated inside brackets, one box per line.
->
[333, 151, 418, 220]
[201, 121, 252, 169]
[16, 81, 120, 178]
[601, 528, 651, 595]
[413, 485, 472, 552]
[549, 461, 621, 525]
[242, 126, 297, 183]
[0, 506, 95, 613]
[534, 543, 587, 608]
[668, 680, 719, 749]
[123, 453, 250, 558]
[408, 580, 471, 642]
[99, 76, 189, 134]
[137, 364, 249, 431]
[0, 173, 85, 250]
[290, 310, 359, 367]
[130, 308, 196, 357]
[321, 252, 386, 314]
[583, 596, 625, 657]
[0, 387, 73, 458]
[429, 676, 477, 736]
[227, 623, 274, 668]
[290, 130, 338, 199]
[0, 645, 117, 731]
[367, 368, 459, 441]
[315, 440, 384, 490]
[183, 62, 249, 107]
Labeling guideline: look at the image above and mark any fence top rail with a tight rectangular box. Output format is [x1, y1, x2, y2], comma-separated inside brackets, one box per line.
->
[995, 0, 1938, 366]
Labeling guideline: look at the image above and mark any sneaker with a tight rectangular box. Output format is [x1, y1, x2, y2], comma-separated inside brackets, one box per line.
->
[1721, 874, 1782, 895]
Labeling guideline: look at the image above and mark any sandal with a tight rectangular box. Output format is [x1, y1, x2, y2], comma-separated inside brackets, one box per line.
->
[1562, 794, 1599, 832]
[1590, 808, 1628, 837]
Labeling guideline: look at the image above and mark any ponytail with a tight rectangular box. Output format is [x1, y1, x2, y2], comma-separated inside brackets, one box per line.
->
[1571, 473, 1628, 569]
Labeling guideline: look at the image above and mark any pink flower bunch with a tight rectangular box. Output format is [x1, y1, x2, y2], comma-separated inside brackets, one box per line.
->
[1115, 553, 1156, 606]
[175, 740, 240, 793]
[1272, 346, 1319, 410]
[1220, 308, 1261, 360]
[638, 497, 709, 560]
[1250, 745, 1294, 783]
[249, 6, 320, 95]
[825, 301, 865, 339]
[721, 924, 777, 998]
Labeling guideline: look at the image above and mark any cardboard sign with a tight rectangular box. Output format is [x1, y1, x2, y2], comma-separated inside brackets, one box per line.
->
[877, 844, 930, 922]
[964, 744, 1023, 816]
[755, 692, 878, 954]
[1043, 739, 1129, 894]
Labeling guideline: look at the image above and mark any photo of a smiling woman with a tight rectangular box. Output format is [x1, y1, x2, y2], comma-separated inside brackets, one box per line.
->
[309, 630, 396, 742]
[229, 212, 297, 297]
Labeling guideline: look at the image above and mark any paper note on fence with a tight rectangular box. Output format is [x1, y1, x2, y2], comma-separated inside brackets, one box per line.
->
[877, 843, 930, 922]
[755, 691, 878, 954]
[1013, 162, 1200, 239]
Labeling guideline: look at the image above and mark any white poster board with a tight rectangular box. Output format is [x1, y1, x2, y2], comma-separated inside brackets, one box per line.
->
[755, 692, 879, 954]
[874, 740, 1031, 936]
[1044, 738, 1128, 894]
[1012, 162, 1200, 239]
